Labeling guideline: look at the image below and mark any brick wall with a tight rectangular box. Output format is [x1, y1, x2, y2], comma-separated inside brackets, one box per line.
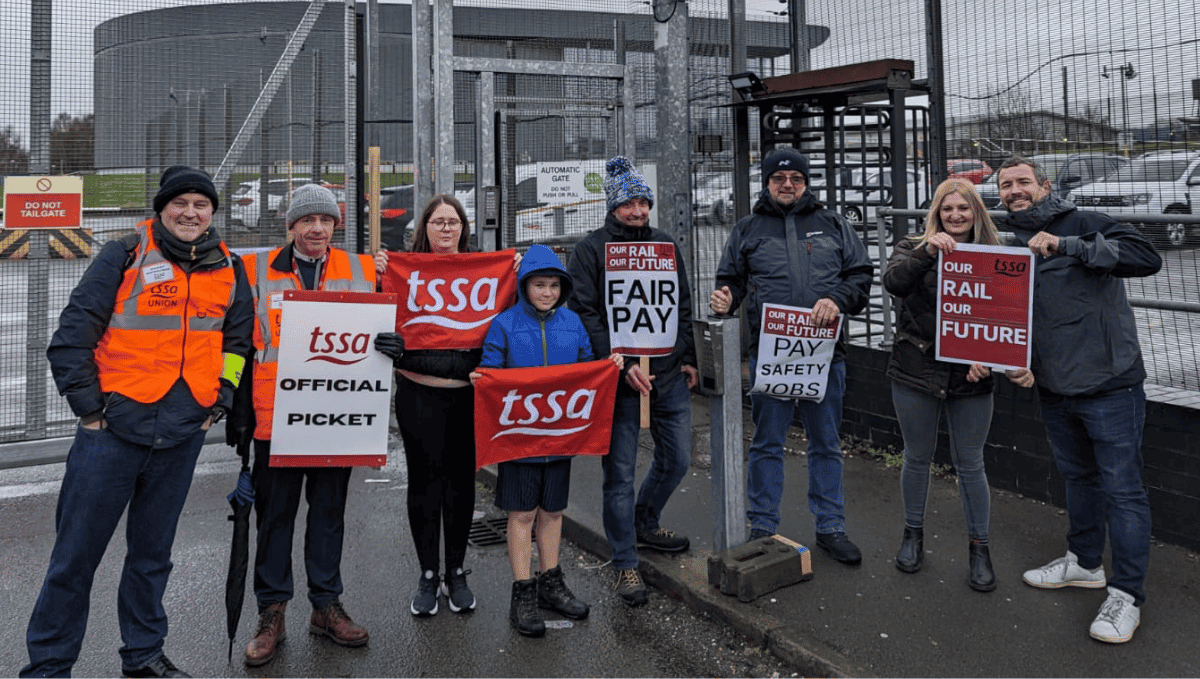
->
[842, 344, 1200, 552]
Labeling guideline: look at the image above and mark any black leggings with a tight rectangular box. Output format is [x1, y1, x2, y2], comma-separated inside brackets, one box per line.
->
[394, 377, 476, 575]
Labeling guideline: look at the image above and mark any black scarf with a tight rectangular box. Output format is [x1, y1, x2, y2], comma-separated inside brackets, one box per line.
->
[152, 218, 224, 266]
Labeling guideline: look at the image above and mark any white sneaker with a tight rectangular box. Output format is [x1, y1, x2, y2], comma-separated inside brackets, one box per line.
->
[1022, 551, 1107, 589]
[1089, 587, 1140, 643]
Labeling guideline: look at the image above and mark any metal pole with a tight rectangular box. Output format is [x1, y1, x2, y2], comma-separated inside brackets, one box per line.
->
[925, 0, 946, 186]
[412, 0, 432, 214]
[342, 0, 357, 247]
[729, 0, 751, 224]
[654, 0, 691, 267]
[709, 316, 745, 551]
[26, 0, 52, 439]
[788, 0, 808, 73]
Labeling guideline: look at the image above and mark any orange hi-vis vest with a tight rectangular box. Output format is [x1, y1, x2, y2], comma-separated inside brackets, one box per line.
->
[246, 247, 376, 440]
[95, 222, 237, 407]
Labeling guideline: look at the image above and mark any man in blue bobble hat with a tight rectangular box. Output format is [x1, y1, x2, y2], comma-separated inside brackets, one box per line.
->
[566, 156, 698, 607]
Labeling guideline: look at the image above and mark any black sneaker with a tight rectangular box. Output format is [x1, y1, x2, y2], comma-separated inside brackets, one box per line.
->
[816, 531, 863, 565]
[123, 655, 190, 678]
[410, 570, 440, 617]
[440, 567, 476, 613]
[636, 526, 690, 553]
[748, 528, 773, 542]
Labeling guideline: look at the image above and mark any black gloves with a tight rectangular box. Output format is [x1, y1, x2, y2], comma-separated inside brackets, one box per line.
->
[211, 378, 235, 425]
[375, 332, 405, 362]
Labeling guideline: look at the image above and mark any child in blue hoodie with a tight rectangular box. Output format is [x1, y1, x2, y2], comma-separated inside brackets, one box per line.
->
[470, 244, 622, 638]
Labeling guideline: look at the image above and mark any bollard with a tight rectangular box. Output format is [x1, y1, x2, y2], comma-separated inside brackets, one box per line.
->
[693, 315, 745, 551]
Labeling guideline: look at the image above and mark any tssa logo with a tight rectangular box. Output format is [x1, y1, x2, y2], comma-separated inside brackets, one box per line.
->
[306, 326, 371, 365]
[404, 271, 499, 330]
[146, 282, 181, 309]
[492, 387, 597, 439]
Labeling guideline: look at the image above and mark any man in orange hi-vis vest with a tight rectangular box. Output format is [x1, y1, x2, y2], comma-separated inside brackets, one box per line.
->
[26, 166, 254, 679]
[232, 183, 381, 667]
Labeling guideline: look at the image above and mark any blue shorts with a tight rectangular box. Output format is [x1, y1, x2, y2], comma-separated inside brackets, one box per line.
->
[494, 458, 572, 512]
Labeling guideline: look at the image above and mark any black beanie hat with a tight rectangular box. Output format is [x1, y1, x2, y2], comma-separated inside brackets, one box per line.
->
[760, 147, 810, 188]
[154, 165, 220, 214]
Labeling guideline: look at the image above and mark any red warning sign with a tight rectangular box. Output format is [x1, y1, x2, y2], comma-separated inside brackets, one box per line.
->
[3, 176, 84, 229]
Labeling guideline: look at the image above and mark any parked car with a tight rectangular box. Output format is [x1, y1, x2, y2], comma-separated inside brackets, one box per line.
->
[230, 177, 312, 231]
[1068, 150, 1200, 248]
[367, 184, 476, 251]
[977, 153, 1127, 209]
[947, 158, 993, 184]
[833, 165, 926, 242]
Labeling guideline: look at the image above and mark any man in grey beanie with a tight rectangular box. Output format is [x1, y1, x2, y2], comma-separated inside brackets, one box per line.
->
[231, 182, 379, 666]
[711, 146, 874, 565]
[566, 156, 698, 607]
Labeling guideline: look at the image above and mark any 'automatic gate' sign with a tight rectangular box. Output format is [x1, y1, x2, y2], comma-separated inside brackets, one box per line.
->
[935, 243, 1034, 371]
[604, 241, 678, 356]
[750, 303, 840, 401]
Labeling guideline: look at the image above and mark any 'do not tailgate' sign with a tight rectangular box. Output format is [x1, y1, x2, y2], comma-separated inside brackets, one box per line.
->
[3, 176, 83, 229]
[605, 241, 678, 356]
[935, 243, 1034, 371]
[270, 290, 397, 467]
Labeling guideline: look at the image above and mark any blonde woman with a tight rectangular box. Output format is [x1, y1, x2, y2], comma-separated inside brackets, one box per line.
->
[882, 178, 1002, 591]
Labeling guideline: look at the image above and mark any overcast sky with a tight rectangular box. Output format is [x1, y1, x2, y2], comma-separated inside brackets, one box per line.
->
[2, 0, 1197, 149]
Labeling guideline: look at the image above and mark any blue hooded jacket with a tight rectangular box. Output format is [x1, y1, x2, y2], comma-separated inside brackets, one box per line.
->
[480, 244, 595, 370]
[480, 244, 596, 464]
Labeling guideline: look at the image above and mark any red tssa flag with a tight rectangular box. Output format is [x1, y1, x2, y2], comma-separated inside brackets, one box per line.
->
[473, 360, 619, 470]
[382, 251, 518, 349]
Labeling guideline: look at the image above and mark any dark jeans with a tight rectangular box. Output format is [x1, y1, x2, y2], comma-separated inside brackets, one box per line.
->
[747, 359, 848, 535]
[1039, 384, 1151, 605]
[23, 426, 206, 677]
[251, 439, 352, 612]
[602, 371, 692, 569]
[395, 378, 475, 575]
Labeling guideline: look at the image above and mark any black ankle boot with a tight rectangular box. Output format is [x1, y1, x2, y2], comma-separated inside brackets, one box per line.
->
[509, 579, 545, 637]
[968, 541, 996, 592]
[537, 566, 589, 620]
[895, 526, 924, 573]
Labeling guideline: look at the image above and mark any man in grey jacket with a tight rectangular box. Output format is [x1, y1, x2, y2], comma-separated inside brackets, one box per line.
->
[710, 147, 873, 564]
[997, 156, 1161, 644]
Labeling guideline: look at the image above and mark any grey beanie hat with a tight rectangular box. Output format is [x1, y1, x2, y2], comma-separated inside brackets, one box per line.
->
[285, 183, 341, 227]
[604, 156, 654, 213]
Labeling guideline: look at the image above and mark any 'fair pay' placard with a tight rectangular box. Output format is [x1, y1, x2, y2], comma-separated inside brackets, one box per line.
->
[750, 303, 840, 401]
[604, 241, 678, 357]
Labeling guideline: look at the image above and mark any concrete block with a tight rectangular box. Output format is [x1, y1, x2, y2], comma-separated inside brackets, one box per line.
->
[707, 534, 813, 602]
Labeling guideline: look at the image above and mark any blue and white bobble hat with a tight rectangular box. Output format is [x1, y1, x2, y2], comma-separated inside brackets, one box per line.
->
[760, 147, 810, 188]
[604, 156, 655, 213]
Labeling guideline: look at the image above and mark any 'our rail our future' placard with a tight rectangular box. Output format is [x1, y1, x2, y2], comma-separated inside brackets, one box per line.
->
[935, 243, 1035, 371]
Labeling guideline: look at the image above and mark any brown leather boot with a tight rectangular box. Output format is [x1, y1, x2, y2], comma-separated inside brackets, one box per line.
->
[244, 602, 286, 667]
[309, 600, 369, 647]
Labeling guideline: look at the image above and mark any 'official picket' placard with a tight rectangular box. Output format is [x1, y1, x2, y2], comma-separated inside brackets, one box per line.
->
[270, 290, 397, 467]
[750, 303, 840, 401]
[935, 243, 1034, 371]
[604, 241, 678, 356]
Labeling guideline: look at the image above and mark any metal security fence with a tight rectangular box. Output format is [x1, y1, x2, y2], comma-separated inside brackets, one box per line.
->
[2, 0, 1199, 450]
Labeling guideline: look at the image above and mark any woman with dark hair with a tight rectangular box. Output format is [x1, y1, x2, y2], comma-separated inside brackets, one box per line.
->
[373, 194, 519, 617]
[883, 178, 1009, 592]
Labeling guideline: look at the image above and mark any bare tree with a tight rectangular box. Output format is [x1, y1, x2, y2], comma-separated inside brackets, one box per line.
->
[50, 114, 94, 175]
[1, 126, 30, 177]
[985, 87, 1048, 155]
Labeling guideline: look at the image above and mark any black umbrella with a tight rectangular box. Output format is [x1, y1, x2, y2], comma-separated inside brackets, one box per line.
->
[224, 440, 254, 662]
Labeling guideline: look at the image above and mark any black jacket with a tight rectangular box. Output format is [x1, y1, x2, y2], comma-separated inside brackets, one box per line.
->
[566, 214, 697, 392]
[47, 222, 254, 447]
[882, 237, 994, 399]
[715, 189, 874, 358]
[1005, 196, 1161, 396]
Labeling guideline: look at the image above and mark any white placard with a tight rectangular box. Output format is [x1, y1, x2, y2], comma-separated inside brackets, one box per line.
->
[749, 303, 840, 401]
[270, 292, 396, 466]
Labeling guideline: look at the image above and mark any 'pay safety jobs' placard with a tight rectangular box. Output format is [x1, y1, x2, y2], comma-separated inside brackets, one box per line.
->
[750, 303, 840, 401]
[935, 243, 1034, 371]
[270, 290, 397, 467]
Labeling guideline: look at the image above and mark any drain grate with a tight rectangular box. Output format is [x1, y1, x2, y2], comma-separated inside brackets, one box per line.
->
[468, 517, 508, 547]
